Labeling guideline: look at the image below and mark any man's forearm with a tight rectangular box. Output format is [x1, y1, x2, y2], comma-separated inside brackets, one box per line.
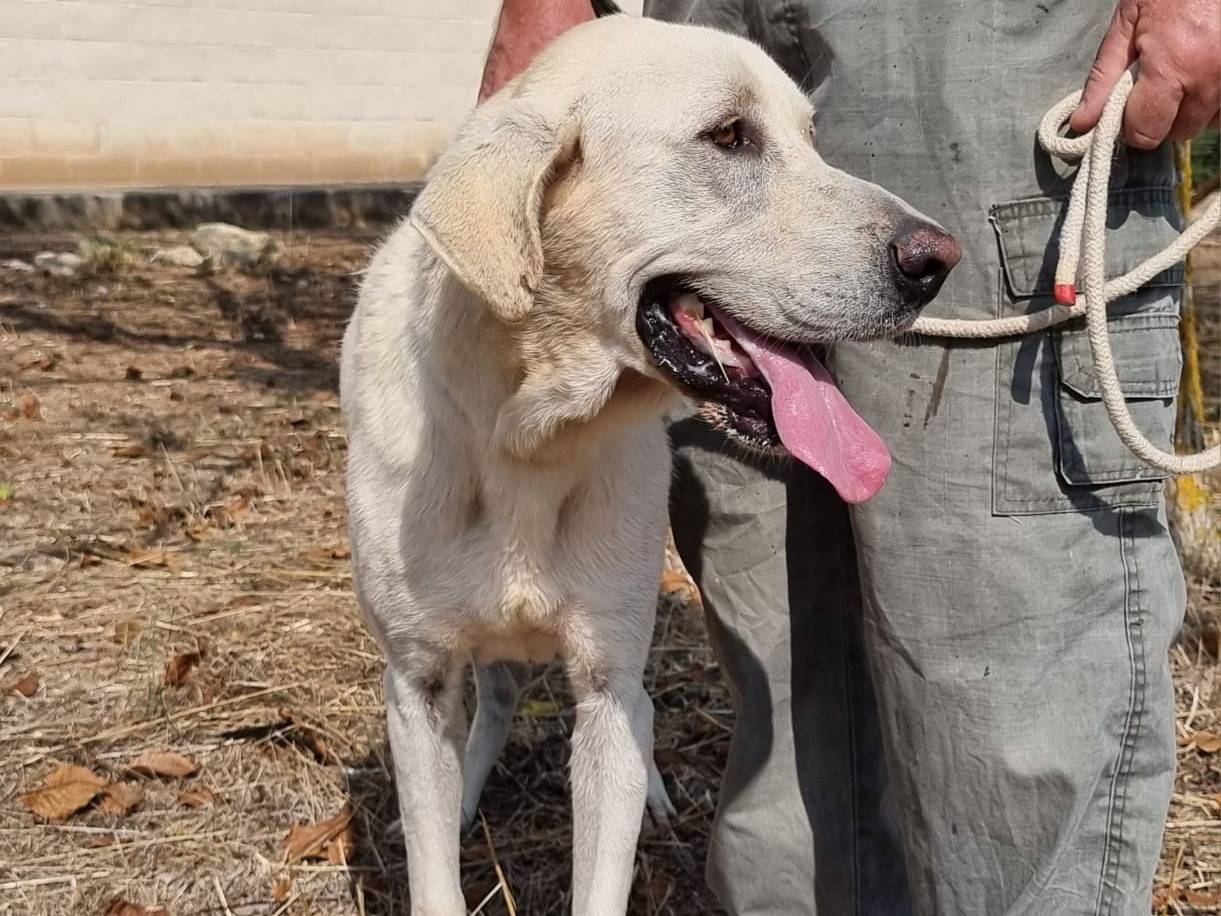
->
[479, 0, 594, 101]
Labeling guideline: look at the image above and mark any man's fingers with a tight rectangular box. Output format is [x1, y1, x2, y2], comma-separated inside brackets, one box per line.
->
[1070, 3, 1138, 133]
[1168, 92, 1220, 141]
[1123, 69, 1185, 148]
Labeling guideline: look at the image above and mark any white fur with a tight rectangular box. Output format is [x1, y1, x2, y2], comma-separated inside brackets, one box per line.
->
[341, 15, 930, 915]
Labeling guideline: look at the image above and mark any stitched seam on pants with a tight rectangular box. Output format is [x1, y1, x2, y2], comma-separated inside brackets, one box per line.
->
[837, 536, 863, 916]
[1094, 510, 1147, 916]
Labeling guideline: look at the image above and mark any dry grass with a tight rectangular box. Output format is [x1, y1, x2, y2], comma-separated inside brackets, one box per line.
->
[0, 226, 1216, 916]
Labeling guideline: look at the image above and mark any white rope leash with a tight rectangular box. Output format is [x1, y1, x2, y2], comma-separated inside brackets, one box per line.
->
[910, 71, 1220, 474]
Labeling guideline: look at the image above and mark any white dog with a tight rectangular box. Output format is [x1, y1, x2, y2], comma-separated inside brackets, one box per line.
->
[340, 14, 957, 915]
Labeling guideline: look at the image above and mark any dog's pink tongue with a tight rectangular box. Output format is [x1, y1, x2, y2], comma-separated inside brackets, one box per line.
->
[716, 312, 891, 503]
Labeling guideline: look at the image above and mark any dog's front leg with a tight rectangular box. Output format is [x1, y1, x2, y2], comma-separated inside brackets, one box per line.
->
[385, 661, 466, 916]
[569, 678, 652, 915]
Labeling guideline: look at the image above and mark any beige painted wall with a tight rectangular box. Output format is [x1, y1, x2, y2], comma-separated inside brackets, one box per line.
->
[0, 0, 640, 191]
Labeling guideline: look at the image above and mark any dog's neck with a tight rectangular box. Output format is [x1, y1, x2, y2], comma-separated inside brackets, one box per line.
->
[422, 256, 675, 469]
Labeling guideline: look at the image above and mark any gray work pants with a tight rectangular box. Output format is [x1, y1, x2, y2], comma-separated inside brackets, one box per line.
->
[649, 1, 1188, 914]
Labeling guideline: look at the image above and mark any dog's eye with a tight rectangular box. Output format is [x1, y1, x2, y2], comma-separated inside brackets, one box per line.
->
[709, 118, 749, 150]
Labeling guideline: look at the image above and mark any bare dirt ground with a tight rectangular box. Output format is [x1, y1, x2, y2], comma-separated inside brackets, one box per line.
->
[0, 226, 1217, 916]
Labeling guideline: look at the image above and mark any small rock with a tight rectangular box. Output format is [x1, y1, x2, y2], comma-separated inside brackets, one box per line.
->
[0, 258, 34, 273]
[150, 245, 204, 268]
[190, 223, 278, 268]
[33, 251, 84, 277]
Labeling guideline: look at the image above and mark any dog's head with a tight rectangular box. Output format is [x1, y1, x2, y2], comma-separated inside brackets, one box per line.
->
[411, 16, 958, 501]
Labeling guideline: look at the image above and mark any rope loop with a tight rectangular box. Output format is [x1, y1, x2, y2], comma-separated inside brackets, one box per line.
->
[909, 70, 1220, 474]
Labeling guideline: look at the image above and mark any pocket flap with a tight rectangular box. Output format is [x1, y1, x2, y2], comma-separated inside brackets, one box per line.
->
[991, 187, 1184, 300]
[1056, 312, 1182, 399]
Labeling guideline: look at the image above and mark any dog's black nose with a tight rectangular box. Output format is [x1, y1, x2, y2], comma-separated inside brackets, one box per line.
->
[889, 222, 961, 306]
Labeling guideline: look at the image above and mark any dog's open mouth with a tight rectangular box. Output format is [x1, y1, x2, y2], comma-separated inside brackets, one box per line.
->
[637, 278, 891, 503]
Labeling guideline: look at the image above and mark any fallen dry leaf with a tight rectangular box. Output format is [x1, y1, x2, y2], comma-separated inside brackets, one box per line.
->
[239, 442, 273, 464]
[102, 899, 170, 916]
[1190, 731, 1221, 754]
[163, 651, 202, 687]
[284, 805, 355, 864]
[183, 519, 213, 542]
[177, 787, 216, 809]
[135, 506, 163, 528]
[304, 544, 351, 565]
[16, 351, 57, 372]
[7, 390, 42, 421]
[208, 495, 251, 528]
[1185, 889, 1220, 907]
[327, 831, 354, 865]
[272, 876, 293, 903]
[127, 751, 199, 779]
[660, 568, 692, 595]
[21, 763, 107, 822]
[98, 782, 144, 816]
[9, 672, 38, 697]
[113, 618, 143, 646]
[660, 567, 702, 606]
[278, 708, 331, 761]
[1203, 623, 1221, 660]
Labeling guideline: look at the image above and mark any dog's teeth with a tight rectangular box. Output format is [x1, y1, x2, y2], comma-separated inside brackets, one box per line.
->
[699, 318, 752, 369]
[671, 294, 755, 376]
[674, 293, 704, 319]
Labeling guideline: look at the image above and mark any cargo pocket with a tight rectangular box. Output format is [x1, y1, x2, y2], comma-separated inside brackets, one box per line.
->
[1054, 312, 1181, 486]
[991, 188, 1184, 516]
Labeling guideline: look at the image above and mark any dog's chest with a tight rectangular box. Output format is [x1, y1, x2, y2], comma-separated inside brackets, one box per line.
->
[415, 467, 595, 654]
[452, 524, 571, 663]
[379, 431, 664, 666]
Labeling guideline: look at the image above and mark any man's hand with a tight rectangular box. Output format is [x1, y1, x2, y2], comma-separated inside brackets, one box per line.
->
[1070, 0, 1220, 148]
[479, 0, 594, 103]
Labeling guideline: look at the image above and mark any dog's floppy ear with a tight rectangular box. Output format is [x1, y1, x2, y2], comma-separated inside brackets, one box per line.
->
[409, 99, 579, 323]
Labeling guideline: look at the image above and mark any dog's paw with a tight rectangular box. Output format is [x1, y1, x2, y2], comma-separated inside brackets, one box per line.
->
[644, 770, 677, 829]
